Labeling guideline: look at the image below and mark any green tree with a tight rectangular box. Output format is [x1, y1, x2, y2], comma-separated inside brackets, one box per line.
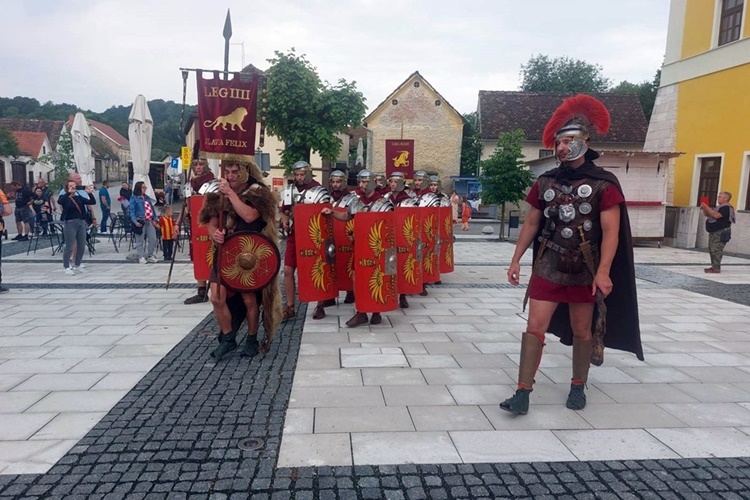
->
[35, 129, 74, 192]
[459, 112, 482, 177]
[0, 126, 20, 157]
[265, 49, 367, 170]
[479, 129, 535, 239]
[520, 55, 611, 93]
[611, 69, 661, 120]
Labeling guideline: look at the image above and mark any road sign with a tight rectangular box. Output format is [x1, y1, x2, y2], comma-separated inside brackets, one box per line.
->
[170, 158, 179, 169]
[181, 146, 191, 170]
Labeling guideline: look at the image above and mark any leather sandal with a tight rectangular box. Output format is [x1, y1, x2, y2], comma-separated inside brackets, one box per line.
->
[345, 312, 368, 328]
[370, 313, 382, 325]
[312, 305, 325, 320]
[282, 304, 295, 320]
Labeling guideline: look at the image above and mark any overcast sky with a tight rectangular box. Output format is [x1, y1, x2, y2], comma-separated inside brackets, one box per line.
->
[1, 0, 670, 115]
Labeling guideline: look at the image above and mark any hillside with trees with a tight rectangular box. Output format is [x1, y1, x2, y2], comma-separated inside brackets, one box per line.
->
[0, 96, 192, 160]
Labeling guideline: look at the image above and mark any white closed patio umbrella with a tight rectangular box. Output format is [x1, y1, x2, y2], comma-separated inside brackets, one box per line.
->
[128, 95, 155, 199]
[71, 112, 95, 186]
[356, 137, 364, 167]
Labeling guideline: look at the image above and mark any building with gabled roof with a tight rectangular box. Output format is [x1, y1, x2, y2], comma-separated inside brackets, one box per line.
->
[477, 91, 648, 162]
[66, 115, 130, 182]
[0, 118, 65, 149]
[0, 126, 56, 189]
[363, 71, 464, 191]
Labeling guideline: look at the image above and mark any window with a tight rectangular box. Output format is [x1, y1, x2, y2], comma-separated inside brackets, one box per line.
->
[697, 156, 722, 206]
[539, 149, 554, 158]
[719, 0, 744, 46]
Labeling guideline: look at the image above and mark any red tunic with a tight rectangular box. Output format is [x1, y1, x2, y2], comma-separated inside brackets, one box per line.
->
[525, 181, 624, 303]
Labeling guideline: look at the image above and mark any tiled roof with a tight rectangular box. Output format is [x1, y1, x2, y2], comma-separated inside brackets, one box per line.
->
[477, 91, 648, 144]
[66, 116, 130, 147]
[0, 118, 65, 149]
[11, 131, 48, 157]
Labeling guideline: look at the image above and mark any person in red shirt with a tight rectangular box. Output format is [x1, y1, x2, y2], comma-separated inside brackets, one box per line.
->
[501, 95, 641, 416]
[159, 205, 176, 261]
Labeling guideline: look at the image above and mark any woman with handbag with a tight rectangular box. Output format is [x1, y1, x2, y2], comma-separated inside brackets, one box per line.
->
[57, 181, 96, 275]
[700, 191, 735, 274]
[129, 181, 159, 264]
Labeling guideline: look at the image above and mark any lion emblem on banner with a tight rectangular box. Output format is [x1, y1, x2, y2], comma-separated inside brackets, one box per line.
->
[204, 107, 248, 131]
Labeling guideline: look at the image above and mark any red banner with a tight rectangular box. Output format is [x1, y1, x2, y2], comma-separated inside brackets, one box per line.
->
[197, 72, 258, 157]
[385, 139, 414, 178]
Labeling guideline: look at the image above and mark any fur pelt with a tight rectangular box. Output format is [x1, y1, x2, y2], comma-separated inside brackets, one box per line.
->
[198, 180, 282, 353]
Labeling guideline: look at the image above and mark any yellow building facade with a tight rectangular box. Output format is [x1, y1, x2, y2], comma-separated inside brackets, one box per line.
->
[646, 0, 750, 210]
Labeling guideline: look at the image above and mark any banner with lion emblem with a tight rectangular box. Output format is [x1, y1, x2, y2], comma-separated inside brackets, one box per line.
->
[197, 71, 258, 159]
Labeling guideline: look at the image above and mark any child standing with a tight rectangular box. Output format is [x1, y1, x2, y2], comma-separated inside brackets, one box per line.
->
[39, 203, 53, 235]
[159, 205, 176, 261]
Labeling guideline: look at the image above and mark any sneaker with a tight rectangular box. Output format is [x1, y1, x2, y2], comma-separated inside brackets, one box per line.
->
[0, 285, 9, 294]
[147, 256, 159, 263]
[74, 266, 85, 273]
[139, 257, 147, 264]
[79, 263, 86, 269]
[18, 235, 28, 241]
[65, 267, 76, 276]
[11, 234, 22, 241]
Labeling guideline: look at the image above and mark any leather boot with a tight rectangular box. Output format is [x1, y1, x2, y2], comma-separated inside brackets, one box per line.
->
[210, 332, 237, 360]
[499, 332, 544, 415]
[282, 304, 295, 320]
[420, 286, 428, 296]
[567, 338, 592, 410]
[312, 305, 325, 320]
[344, 291, 355, 304]
[184, 286, 208, 304]
[399, 294, 409, 309]
[345, 312, 369, 328]
[370, 313, 382, 325]
[322, 298, 336, 307]
[240, 335, 259, 358]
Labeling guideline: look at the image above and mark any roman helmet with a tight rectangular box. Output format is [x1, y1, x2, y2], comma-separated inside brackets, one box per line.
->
[413, 170, 429, 190]
[429, 175, 441, 193]
[388, 171, 406, 192]
[357, 169, 376, 195]
[542, 94, 610, 164]
[292, 160, 313, 184]
[374, 172, 386, 188]
[329, 169, 346, 190]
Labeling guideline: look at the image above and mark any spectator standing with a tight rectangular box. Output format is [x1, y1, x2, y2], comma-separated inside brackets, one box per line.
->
[99, 180, 111, 233]
[700, 191, 735, 274]
[0, 188, 11, 293]
[461, 196, 471, 231]
[450, 190, 459, 224]
[159, 205, 176, 261]
[9, 181, 33, 241]
[130, 181, 159, 264]
[119, 182, 133, 218]
[57, 180, 96, 275]
[38, 203, 52, 236]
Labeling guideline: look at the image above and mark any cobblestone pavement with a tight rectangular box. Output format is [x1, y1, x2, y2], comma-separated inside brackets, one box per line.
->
[1, 240, 750, 498]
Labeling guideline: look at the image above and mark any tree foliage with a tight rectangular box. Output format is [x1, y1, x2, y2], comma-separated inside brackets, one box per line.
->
[611, 69, 661, 120]
[520, 55, 611, 93]
[35, 129, 74, 192]
[265, 49, 366, 170]
[479, 129, 535, 238]
[459, 112, 482, 177]
[0, 126, 20, 157]
[0, 96, 192, 161]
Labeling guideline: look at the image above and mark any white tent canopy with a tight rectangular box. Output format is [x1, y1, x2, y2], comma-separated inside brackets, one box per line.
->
[71, 112, 95, 186]
[128, 94, 155, 199]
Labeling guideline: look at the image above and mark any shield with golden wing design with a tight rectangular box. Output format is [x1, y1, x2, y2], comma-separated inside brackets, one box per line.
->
[439, 205, 454, 274]
[393, 206, 423, 294]
[420, 206, 441, 284]
[189, 195, 212, 281]
[219, 231, 281, 291]
[333, 207, 354, 292]
[354, 211, 398, 313]
[293, 203, 337, 302]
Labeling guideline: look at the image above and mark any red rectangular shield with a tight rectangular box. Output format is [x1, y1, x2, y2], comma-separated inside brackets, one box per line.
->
[421, 207, 441, 283]
[189, 196, 212, 281]
[293, 203, 337, 302]
[197, 71, 258, 157]
[353, 212, 398, 313]
[439, 206, 454, 274]
[333, 207, 355, 292]
[385, 139, 414, 178]
[394, 207, 423, 294]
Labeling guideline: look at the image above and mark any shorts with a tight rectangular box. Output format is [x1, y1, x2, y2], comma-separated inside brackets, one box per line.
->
[284, 230, 297, 268]
[14, 207, 31, 223]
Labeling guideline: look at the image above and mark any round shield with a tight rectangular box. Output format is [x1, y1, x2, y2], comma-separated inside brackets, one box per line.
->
[543, 189, 556, 202]
[219, 231, 281, 292]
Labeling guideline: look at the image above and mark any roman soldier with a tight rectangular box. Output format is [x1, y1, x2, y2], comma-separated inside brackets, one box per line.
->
[501, 94, 641, 415]
[387, 171, 418, 309]
[280, 161, 322, 320]
[374, 172, 390, 196]
[198, 159, 282, 360]
[412, 170, 430, 198]
[328, 169, 349, 202]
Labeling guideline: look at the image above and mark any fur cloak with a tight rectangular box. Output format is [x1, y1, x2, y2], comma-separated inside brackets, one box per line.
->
[198, 178, 282, 353]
